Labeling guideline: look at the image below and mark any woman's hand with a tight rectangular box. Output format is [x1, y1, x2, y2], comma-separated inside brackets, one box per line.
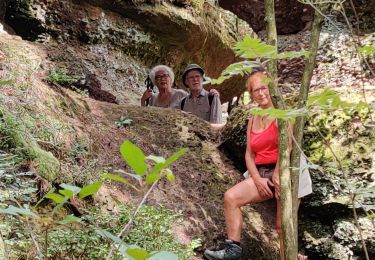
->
[272, 173, 280, 200]
[141, 90, 153, 106]
[253, 176, 273, 198]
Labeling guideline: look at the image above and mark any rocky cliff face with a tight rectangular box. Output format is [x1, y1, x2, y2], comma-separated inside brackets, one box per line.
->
[219, 0, 313, 34]
[1, 0, 254, 104]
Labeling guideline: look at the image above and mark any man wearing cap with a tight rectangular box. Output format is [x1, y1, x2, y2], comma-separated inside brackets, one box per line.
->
[181, 64, 223, 124]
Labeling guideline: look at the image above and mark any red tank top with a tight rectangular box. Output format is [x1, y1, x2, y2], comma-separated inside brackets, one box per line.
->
[250, 120, 278, 165]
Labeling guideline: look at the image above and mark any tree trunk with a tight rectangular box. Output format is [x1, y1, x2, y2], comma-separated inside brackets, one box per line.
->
[290, 9, 325, 253]
[265, 0, 278, 82]
[265, 0, 296, 259]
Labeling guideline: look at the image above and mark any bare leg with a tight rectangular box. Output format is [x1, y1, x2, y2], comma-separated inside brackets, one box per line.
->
[224, 177, 272, 242]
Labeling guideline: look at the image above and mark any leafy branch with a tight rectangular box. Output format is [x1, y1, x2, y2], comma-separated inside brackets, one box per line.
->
[0, 140, 188, 260]
[105, 140, 187, 259]
[208, 36, 309, 86]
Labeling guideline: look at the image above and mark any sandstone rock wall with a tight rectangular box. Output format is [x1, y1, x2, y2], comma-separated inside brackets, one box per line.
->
[1, 0, 254, 104]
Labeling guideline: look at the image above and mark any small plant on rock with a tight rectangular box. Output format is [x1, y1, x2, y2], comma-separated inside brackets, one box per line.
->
[115, 116, 133, 128]
[47, 68, 80, 86]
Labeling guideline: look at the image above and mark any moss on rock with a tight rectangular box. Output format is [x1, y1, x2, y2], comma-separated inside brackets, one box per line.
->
[0, 109, 59, 181]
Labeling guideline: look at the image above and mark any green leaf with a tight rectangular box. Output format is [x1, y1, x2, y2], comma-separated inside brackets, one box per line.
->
[146, 148, 187, 185]
[60, 183, 81, 194]
[164, 169, 175, 182]
[101, 173, 130, 185]
[234, 36, 276, 59]
[148, 251, 179, 260]
[123, 119, 133, 124]
[163, 148, 188, 168]
[306, 88, 369, 113]
[115, 117, 133, 128]
[59, 189, 74, 198]
[45, 192, 65, 204]
[358, 45, 375, 57]
[368, 213, 375, 220]
[250, 107, 307, 121]
[114, 169, 142, 181]
[52, 197, 70, 214]
[58, 215, 81, 224]
[146, 155, 166, 164]
[126, 248, 150, 260]
[95, 228, 125, 245]
[120, 140, 147, 175]
[208, 61, 260, 85]
[146, 163, 164, 185]
[79, 181, 102, 199]
[0, 80, 14, 87]
[0, 205, 38, 218]
[35, 188, 55, 207]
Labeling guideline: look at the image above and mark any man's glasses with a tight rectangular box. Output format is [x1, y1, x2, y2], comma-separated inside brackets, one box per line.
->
[155, 74, 170, 81]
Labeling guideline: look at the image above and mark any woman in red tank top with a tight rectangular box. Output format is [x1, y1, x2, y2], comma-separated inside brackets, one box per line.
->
[204, 69, 294, 260]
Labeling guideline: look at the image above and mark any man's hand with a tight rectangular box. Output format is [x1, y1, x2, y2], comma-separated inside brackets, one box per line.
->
[209, 88, 220, 97]
[141, 89, 153, 106]
[253, 176, 273, 198]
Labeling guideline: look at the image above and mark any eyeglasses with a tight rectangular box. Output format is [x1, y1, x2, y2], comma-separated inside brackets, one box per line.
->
[155, 74, 170, 81]
[252, 86, 268, 96]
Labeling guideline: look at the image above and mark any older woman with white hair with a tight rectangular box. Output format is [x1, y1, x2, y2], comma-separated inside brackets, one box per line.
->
[141, 65, 188, 108]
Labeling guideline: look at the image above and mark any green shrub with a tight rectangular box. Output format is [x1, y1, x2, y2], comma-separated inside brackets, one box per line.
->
[47, 68, 79, 86]
[46, 205, 200, 259]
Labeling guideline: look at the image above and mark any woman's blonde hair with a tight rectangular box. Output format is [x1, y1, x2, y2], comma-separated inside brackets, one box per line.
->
[149, 65, 175, 85]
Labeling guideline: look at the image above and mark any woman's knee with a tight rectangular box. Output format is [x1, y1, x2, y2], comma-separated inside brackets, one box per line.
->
[224, 190, 238, 206]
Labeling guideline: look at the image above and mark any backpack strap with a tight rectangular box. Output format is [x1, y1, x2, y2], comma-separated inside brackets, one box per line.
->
[180, 97, 186, 110]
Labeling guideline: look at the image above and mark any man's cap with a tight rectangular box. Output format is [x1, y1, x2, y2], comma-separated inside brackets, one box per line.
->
[182, 64, 205, 86]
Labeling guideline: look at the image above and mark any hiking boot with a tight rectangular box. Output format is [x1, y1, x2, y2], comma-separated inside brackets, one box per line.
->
[204, 240, 242, 260]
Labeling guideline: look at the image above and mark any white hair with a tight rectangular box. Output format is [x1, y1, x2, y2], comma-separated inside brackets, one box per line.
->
[149, 65, 174, 85]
